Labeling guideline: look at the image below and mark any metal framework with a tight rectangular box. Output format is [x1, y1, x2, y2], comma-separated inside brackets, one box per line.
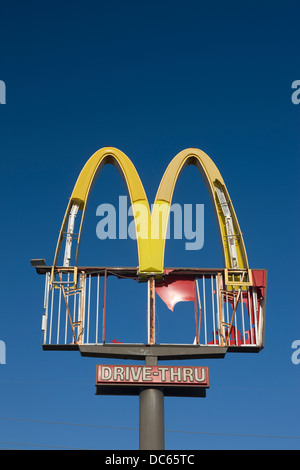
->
[36, 265, 266, 360]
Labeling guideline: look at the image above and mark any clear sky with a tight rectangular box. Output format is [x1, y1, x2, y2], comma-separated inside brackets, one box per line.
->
[0, 0, 299, 450]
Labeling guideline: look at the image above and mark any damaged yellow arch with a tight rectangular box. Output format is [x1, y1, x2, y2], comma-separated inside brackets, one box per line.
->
[152, 148, 249, 274]
[53, 147, 153, 273]
[53, 147, 250, 282]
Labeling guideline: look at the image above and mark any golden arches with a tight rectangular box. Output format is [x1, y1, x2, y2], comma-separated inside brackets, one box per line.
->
[52, 147, 250, 282]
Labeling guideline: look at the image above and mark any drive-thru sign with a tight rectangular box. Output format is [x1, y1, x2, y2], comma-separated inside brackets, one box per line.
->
[96, 364, 209, 397]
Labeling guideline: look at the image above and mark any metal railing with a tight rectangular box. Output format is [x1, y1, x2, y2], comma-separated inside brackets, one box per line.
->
[41, 267, 266, 351]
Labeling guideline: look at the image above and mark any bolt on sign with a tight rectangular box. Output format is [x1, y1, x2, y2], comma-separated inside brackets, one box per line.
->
[96, 365, 209, 397]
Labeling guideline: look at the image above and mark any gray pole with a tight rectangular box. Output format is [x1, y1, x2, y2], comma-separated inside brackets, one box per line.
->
[139, 387, 165, 450]
[139, 356, 165, 450]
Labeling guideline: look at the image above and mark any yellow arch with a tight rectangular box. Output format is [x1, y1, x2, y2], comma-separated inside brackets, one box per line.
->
[53, 147, 153, 272]
[152, 148, 249, 274]
[52, 147, 250, 283]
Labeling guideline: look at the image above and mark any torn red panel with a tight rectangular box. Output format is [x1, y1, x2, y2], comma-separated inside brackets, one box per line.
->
[252, 269, 266, 300]
[155, 276, 196, 311]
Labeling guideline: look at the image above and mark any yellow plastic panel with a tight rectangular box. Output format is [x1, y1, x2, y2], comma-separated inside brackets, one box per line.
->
[71, 147, 147, 208]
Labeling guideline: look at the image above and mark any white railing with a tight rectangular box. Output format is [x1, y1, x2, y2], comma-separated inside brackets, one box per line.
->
[41, 268, 266, 350]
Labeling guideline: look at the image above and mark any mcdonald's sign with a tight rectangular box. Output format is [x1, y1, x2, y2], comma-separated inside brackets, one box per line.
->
[53, 147, 251, 280]
[31, 147, 267, 449]
[32, 147, 267, 357]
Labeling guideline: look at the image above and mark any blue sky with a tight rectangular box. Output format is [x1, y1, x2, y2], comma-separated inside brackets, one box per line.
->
[0, 0, 299, 450]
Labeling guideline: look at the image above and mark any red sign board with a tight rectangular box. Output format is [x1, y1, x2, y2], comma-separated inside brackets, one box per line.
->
[96, 365, 209, 396]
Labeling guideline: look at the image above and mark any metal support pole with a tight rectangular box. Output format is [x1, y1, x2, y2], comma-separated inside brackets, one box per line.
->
[139, 357, 165, 450]
[102, 268, 107, 343]
[139, 388, 165, 450]
[148, 276, 156, 345]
